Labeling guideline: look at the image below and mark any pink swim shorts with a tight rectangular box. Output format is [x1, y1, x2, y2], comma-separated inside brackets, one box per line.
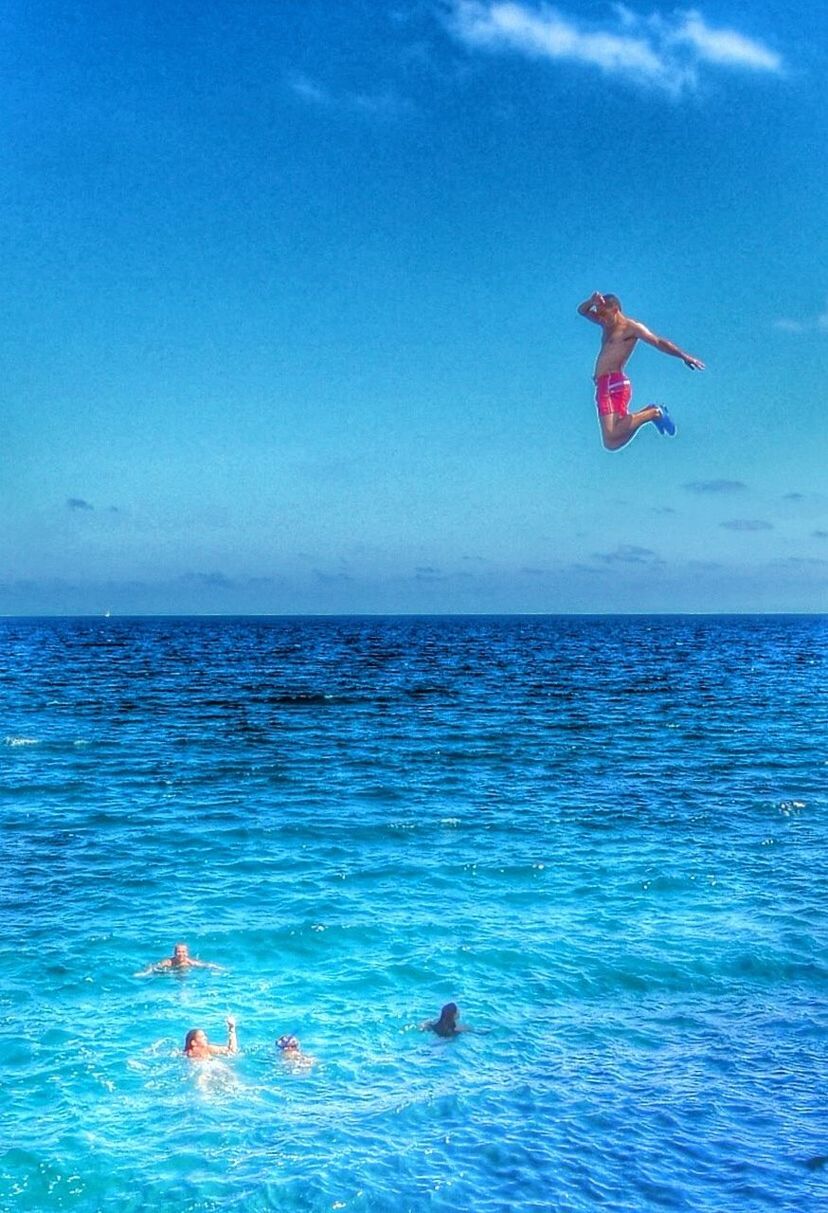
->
[595, 372, 631, 418]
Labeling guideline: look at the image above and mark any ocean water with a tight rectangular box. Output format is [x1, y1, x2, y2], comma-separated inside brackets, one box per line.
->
[1, 614, 826, 1213]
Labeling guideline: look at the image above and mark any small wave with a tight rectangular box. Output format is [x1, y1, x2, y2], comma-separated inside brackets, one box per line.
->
[267, 693, 337, 706]
[3, 736, 40, 747]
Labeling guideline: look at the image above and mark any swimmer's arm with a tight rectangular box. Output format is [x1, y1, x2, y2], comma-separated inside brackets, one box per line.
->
[207, 1020, 238, 1055]
[577, 293, 605, 324]
[134, 959, 169, 976]
[226, 1018, 238, 1054]
[187, 958, 224, 970]
[631, 321, 705, 369]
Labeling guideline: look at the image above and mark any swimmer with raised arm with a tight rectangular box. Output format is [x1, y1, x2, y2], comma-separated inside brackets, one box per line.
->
[578, 292, 704, 451]
[135, 942, 223, 976]
[184, 1017, 238, 1060]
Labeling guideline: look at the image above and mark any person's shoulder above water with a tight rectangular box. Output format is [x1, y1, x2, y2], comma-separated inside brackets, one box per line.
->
[135, 941, 224, 976]
[276, 1034, 315, 1069]
[421, 1002, 470, 1037]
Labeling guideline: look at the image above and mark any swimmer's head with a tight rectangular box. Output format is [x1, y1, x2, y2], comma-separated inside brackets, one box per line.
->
[184, 1028, 207, 1053]
[173, 943, 190, 961]
[438, 1002, 459, 1025]
[597, 293, 621, 316]
[277, 1035, 299, 1051]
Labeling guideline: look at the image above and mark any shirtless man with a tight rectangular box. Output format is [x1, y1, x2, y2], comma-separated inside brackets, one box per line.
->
[135, 942, 223, 976]
[578, 292, 704, 451]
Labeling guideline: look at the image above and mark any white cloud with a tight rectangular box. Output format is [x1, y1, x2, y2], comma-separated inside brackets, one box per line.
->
[774, 301, 828, 334]
[288, 73, 331, 105]
[446, 2, 783, 94]
[672, 12, 782, 72]
[288, 72, 413, 117]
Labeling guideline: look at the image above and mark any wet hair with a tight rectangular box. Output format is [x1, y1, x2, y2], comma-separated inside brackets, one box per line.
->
[602, 294, 621, 310]
[437, 1002, 458, 1025]
[277, 1035, 299, 1050]
[184, 1029, 201, 1053]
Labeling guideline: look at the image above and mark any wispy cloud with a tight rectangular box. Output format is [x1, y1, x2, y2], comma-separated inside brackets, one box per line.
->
[446, 2, 783, 94]
[720, 519, 773, 531]
[684, 479, 747, 494]
[288, 73, 331, 106]
[67, 497, 94, 511]
[287, 72, 412, 117]
[773, 300, 828, 334]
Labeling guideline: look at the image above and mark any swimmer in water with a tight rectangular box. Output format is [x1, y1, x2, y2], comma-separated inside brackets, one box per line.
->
[184, 1017, 238, 1060]
[135, 942, 223, 976]
[276, 1034, 315, 1069]
[578, 291, 704, 451]
[421, 1002, 469, 1038]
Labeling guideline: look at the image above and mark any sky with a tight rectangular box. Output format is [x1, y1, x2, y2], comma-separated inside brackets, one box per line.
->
[2, 0, 826, 614]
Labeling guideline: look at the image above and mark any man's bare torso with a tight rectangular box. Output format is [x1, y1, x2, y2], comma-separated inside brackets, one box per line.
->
[594, 316, 639, 379]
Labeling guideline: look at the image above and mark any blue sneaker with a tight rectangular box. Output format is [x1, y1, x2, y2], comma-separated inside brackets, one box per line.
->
[653, 406, 676, 436]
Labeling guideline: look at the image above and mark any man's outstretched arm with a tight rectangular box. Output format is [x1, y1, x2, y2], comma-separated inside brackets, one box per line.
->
[577, 292, 605, 324]
[632, 321, 705, 369]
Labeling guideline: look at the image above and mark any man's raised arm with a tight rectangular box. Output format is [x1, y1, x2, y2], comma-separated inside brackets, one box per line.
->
[632, 321, 705, 370]
[577, 292, 605, 324]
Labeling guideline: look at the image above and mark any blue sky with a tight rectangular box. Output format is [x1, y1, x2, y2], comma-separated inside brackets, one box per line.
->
[2, 0, 826, 614]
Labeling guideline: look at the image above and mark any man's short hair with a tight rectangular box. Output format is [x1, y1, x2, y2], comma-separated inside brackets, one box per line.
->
[602, 294, 621, 310]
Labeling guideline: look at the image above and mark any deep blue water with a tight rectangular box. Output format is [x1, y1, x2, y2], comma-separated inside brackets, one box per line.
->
[1, 615, 826, 1212]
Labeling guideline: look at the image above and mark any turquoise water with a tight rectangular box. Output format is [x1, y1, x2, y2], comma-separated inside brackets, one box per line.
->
[2, 615, 827, 1211]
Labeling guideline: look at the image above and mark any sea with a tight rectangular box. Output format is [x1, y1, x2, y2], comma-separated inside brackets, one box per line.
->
[1, 615, 826, 1213]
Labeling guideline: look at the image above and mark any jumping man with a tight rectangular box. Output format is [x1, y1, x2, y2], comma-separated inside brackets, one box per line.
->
[578, 292, 704, 451]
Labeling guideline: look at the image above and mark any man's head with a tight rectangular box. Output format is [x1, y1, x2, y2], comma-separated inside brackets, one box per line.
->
[172, 943, 190, 964]
[597, 293, 621, 318]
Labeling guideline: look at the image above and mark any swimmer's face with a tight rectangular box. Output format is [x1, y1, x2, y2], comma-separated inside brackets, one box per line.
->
[173, 944, 189, 961]
[193, 1030, 208, 1047]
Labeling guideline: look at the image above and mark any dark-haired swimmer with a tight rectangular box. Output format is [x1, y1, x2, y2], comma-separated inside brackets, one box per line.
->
[578, 291, 704, 451]
[184, 1017, 238, 1060]
[421, 1002, 469, 1038]
[135, 942, 223, 976]
[276, 1034, 315, 1069]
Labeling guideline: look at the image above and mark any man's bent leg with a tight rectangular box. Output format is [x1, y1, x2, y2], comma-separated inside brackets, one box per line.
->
[599, 406, 663, 451]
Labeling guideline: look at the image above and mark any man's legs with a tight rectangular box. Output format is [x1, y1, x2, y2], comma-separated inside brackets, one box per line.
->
[599, 405, 663, 451]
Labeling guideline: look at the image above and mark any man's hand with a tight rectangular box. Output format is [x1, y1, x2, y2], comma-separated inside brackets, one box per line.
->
[683, 355, 705, 371]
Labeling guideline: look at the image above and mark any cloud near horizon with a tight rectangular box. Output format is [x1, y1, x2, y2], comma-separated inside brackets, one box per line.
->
[683, 479, 747, 494]
[593, 544, 663, 565]
[446, 2, 783, 94]
[720, 519, 773, 532]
